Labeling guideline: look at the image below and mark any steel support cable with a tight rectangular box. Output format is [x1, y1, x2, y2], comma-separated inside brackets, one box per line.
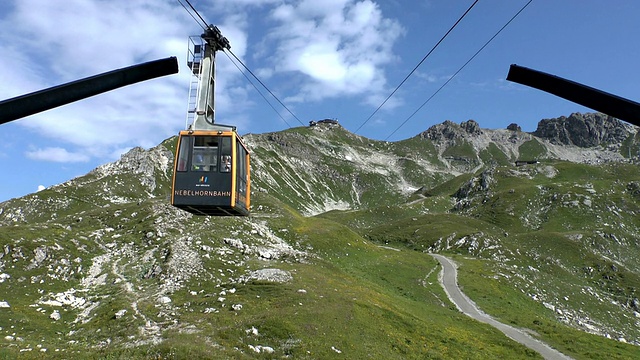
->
[222, 51, 294, 128]
[227, 49, 306, 127]
[385, 0, 534, 141]
[182, 0, 209, 28]
[176, 0, 206, 30]
[354, 0, 480, 134]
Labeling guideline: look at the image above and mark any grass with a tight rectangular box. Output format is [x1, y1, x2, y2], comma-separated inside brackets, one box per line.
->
[455, 256, 640, 360]
[417, 172, 475, 198]
[347, 160, 640, 357]
[2, 128, 640, 358]
[0, 202, 546, 359]
[518, 139, 547, 159]
[364, 213, 505, 252]
[148, 238, 543, 359]
[393, 136, 443, 166]
[479, 142, 513, 166]
[442, 139, 477, 159]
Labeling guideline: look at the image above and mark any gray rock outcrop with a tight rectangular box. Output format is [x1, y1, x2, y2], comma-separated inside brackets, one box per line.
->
[421, 119, 482, 142]
[507, 123, 522, 132]
[533, 112, 632, 148]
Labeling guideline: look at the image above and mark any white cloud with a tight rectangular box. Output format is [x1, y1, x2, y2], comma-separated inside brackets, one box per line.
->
[0, 45, 44, 99]
[26, 147, 91, 163]
[262, 0, 404, 102]
[7, 0, 187, 78]
[211, 0, 280, 12]
[1, 0, 406, 166]
[414, 70, 454, 84]
[297, 44, 348, 82]
[37, 185, 46, 192]
[1, 0, 195, 161]
[415, 72, 439, 83]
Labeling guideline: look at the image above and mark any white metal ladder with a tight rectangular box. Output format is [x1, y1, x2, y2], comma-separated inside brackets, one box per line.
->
[185, 36, 204, 129]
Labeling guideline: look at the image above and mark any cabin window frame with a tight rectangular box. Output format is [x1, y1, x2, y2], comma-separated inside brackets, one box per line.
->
[192, 136, 219, 172]
[236, 140, 248, 201]
[220, 136, 232, 173]
[176, 137, 191, 172]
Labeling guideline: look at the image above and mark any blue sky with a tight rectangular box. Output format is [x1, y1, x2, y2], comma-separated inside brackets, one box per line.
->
[1, 0, 639, 202]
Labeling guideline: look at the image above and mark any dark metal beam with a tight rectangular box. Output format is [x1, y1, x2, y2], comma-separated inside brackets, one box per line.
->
[0, 56, 179, 125]
[506, 64, 640, 127]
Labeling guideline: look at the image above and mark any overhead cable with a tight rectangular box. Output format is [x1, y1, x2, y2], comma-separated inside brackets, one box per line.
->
[222, 51, 294, 128]
[354, 0, 480, 134]
[176, 0, 206, 30]
[181, 0, 208, 28]
[384, 0, 534, 141]
[227, 50, 306, 127]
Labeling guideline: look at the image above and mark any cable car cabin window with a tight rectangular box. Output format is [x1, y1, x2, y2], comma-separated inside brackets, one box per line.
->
[236, 141, 248, 201]
[220, 136, 232, 173]
[176, 137, 190, 172]
[237, 142, 246, 181]
[192, 136, 218, 172]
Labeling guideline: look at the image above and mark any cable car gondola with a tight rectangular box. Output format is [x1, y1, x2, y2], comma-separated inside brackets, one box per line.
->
[172, 126, 250, 216]
[171, 25, 250, 216]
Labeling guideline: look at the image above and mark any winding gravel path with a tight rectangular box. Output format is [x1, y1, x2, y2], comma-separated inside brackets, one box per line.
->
[430, 254, 573, 360]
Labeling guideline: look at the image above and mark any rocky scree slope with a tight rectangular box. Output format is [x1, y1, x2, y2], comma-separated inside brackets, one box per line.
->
[245, 113, 638, 216]
[420, 112, 639, 169]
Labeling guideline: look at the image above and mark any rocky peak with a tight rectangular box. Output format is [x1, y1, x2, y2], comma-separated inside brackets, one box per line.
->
[460, 119, 482, 135]
[533, 112, 634, 148]
[507, 123, 522, 132]
[420, 119, 482, 142]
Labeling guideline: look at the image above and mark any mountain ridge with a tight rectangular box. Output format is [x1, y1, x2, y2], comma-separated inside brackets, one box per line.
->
[0, 112, 639, 358]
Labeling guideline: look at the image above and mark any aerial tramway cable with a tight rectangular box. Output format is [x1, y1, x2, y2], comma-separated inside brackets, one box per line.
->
[222, 51, 294, 128]
[354, 0, 480, 135]
[385, 0, 534, 141]
[178, 0, 208, 28]
[226, 50, 306, 127]
[176, 0, 206, 30]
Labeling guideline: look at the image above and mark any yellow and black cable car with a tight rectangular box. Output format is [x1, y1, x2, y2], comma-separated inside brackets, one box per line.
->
[171, 125, 250, 216]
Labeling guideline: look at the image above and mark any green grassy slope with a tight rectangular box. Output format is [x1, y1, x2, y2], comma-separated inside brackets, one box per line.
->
[0, 192, 545, 359]
[1, 122, 639, 358]
[328, 160, 640, 359]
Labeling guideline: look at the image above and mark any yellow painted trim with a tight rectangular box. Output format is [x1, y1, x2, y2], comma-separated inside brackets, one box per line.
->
[179, 129, 235, 137]
[230, 135, 237, 208]
[170, 134, 185, 205]
[245, 151, 251, 210]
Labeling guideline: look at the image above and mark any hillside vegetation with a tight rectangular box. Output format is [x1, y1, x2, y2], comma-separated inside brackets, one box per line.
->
[0, 113, 639, 359]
